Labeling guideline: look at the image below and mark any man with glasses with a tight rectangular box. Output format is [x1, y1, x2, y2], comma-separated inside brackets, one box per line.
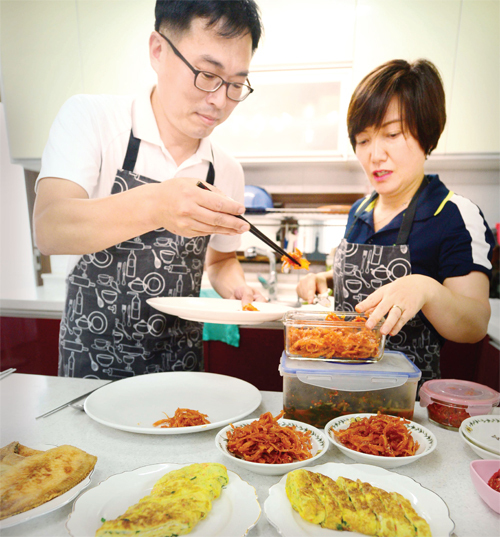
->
[33, 1, 265, 379]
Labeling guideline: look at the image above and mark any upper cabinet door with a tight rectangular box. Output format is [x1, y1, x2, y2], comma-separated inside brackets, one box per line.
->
[446, 0, 499, 154]
[77, 0, 155, 96]
[351, 0, 461, 155]
[252, 0, 356, 67]
[0, 0, 82, 163]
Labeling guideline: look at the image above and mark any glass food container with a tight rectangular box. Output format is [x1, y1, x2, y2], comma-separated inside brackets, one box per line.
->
[283, 310, 386, 363]
[279, 351, 421, 428]
[419, 379, 500, 431]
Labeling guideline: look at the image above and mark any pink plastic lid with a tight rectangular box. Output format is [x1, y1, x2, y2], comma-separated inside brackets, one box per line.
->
[420, 379, 500, 416]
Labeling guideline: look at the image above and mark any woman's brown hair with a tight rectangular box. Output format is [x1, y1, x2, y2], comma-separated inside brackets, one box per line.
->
[347, 59, 446, 156]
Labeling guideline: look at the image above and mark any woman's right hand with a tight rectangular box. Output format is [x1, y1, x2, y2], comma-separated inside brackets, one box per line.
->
[296, 271, 331, 304]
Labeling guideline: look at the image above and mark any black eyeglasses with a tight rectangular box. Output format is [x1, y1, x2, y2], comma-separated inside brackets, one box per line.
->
[157, 31, 254, 102]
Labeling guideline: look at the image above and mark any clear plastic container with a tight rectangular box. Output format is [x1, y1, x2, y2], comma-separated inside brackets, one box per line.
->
[419, 379, 500, 430]
[279, 351, 421, 428]
[283, 310, 386, 363]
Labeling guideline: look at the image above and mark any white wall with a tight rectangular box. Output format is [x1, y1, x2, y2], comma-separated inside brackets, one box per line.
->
[0, 103, 36, 297]
[243, 160, 500, 229]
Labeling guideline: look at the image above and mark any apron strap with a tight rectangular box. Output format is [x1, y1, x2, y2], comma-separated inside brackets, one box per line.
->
[122, 130, 216, 186]
[346, 176, 429, 245]
[122, 131, 141, 172]
[395, 176, 429, 245]
[345, 191, 379, 240]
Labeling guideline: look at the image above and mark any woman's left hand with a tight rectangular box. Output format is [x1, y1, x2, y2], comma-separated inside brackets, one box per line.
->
[230, 285, 268, 306]
[355, 275, 433, 336]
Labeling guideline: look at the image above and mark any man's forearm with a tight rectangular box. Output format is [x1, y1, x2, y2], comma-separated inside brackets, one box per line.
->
[34, 183, 159, 255]
[206, 255, 247, 298]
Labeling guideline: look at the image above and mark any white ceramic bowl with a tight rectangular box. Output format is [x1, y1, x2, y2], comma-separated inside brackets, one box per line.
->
[459, 427, 500, 460]
[324, 413, 437, 469]
[215, 418, 329, 475]
[460, 415, 500, 456]
[470, 459, 500, 513]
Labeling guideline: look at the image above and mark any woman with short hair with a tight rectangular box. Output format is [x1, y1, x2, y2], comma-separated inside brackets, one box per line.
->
[297, 59, 495, 385]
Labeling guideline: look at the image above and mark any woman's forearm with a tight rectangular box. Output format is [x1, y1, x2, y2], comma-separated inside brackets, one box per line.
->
[421, 275, 491, 343]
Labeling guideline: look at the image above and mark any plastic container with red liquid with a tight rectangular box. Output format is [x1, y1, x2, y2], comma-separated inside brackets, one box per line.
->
[419, 379, 500, 430]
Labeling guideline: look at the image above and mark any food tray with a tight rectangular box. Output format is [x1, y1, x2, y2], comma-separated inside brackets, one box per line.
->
[283, 310, 386, 363]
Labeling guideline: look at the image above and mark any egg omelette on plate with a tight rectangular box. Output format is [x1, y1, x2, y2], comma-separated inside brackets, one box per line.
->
[95, 462, 228, 537]
[286, 468, 432, 536]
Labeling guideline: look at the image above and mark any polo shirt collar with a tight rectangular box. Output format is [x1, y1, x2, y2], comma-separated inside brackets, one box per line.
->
[132, 85, 214, 165]
[357, 174, 447, 232]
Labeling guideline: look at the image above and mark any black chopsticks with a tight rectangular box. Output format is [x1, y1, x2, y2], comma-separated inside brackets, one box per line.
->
[196, 181, 302, 267]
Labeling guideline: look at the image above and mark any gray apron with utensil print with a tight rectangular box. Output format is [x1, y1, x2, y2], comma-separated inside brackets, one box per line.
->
[58, 131, 214, 379]
[333, 179, 441, 386]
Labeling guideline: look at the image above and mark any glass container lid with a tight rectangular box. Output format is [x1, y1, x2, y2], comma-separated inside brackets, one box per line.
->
[419, 379, 500, 413]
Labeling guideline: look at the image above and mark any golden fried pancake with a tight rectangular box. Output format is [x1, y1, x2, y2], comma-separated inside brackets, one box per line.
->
[391, 492, 432, 537]
[358, 480, 397, 537]
[95, 463, 228, 537]
[337, 476, 379, 536]
[0, 444, 97, 520]
[151, 462, 227, 500]
[285, 471, 432, 537]
[0, 442, 44, 461]
[16, 444, 45, 457]
[0, 453, 27, 476]
[306, 472, 343, 530]
[372, 487, 416, 537]
[285, 469, 325, 525]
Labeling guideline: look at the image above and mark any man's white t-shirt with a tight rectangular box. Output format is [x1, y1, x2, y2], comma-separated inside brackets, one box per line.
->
[37, 86, 244, 274]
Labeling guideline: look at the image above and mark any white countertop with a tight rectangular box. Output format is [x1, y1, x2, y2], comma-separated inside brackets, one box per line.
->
[0, 272, 500, 338]
[1, 372, 499, 536]
[1, 278, 499, 345]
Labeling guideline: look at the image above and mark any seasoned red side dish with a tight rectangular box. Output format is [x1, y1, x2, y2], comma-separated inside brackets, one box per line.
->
[488, 469, 500, 492]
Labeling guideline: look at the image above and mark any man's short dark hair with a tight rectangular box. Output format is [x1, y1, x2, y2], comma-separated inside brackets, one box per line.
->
[155, 0, 263, 53]
[347, 59, 446, 156]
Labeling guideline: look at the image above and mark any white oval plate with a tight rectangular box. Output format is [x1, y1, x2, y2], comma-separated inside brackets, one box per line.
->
[460, 415, 500, 456]
[264, 462, 455, 536]
[324, 413, 437, 469]
[459, 427, 500, 460]
[215, 418, 329, 475]
[66, 462, 260, 537]
[84, 372, 261, 434]
[0, 444, 95, 529]
[147, 297, 291, 324]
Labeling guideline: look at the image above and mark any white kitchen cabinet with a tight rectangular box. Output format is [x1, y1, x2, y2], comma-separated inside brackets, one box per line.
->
[0, 0, 82, 164]
[352, 0, 462, 155]
[252, 0, 356, 67]
[446, 0, 499, 154]
[77, 0, 155, 96]
[211, 66, 352, 161]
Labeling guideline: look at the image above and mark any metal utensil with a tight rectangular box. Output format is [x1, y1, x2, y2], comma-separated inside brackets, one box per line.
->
[196, 181, 302, 267]
[0, 368, 16, 380]
[35, 382, 112, 419]
[313, 291, 333, 308]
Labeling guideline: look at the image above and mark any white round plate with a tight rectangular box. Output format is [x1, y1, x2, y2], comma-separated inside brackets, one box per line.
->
[215, 418, 329, 475]
[66, 462, 260, 537]
[459, 427, 500, 460]
[147, 297, 291, 324]
[0, 444, 95, 529]
[84, 372, 261, 434]
[460, 415, 500, 456]
[324, 413, 437, 469]
[264, 462, 455, 536]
